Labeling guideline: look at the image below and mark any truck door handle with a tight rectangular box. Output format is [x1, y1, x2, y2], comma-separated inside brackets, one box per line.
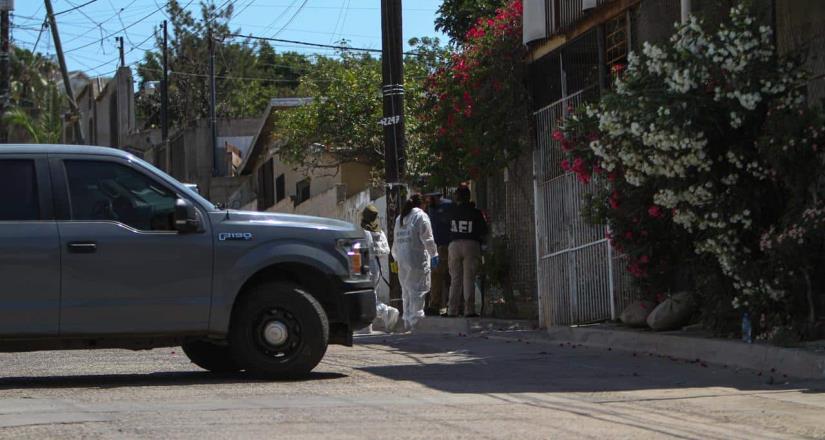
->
[68, 241, 97, 253]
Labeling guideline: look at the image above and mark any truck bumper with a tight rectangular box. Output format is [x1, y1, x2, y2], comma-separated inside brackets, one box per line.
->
[343, 289, 376, 330]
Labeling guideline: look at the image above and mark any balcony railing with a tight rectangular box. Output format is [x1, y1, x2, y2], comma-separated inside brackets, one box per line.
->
[552, 0, 615, 35]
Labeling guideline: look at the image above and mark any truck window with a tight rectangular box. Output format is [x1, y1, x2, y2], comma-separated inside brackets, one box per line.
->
[0, 160, 40, 221]
[64, 160, 177, 231]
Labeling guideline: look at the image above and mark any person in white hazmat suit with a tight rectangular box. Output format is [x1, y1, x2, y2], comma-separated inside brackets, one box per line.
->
[360, 204, 399, 332]
[391, 194, 439, 331]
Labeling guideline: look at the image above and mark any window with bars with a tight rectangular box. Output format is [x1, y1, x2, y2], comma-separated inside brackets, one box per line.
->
[604, 13, 629, 82]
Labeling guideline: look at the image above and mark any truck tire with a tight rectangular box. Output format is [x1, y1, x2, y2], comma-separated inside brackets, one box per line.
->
[229, 282, 329, 379]
[181, 340, 241, 373]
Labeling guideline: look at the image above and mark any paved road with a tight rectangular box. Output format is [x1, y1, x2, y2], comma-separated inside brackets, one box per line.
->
[0, 331, 822, 439]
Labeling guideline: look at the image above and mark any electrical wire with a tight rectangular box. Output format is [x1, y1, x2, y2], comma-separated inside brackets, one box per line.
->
[31, 20, 49, 54]
[227, 33, 414, 55]
[271, 0, 309, 38]
[63, 0, 112, 54]
[142, 66, 313, 83]
[63, 0, 195, 54]
[260, 0, 300, 36]
[55, 0, 100, 16]
[329, 0, 348, 44]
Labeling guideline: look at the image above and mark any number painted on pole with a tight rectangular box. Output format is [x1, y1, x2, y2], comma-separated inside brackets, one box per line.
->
[378, 115, 402, 126]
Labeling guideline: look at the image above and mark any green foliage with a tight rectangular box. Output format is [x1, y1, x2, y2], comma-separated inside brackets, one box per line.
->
[136, 1, 312, 128]
[5, 47, 65, 143]
[425, 1, 529, 186]
[275, 37, 448, 183]
[435, 0, 506, 43]
[559, 3, 825, 339]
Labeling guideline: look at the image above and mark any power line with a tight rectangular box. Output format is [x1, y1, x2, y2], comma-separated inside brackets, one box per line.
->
[70, 31, 156, 74]
[233, 0, 257, 18]
[227, 33, 414, 55]
[261, 0, 300, 36]
[55, 0, 101, 16]
[272, 0, 309, 38]
[329, 0, 348, 44]
[31, 20, 49, 54]
[108, 0, 135, 46]
[63, 0, 107, 29]
[64, 0, 194, 54]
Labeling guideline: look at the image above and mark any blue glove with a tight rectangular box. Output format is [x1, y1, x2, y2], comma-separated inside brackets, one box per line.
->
[431, 256, 440, 269]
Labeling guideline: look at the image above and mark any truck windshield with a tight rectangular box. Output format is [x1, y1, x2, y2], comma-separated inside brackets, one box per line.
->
[128, 155, 218, 211]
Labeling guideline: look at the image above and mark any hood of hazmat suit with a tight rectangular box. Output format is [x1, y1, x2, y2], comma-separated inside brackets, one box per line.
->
[391, 207, 438, 330]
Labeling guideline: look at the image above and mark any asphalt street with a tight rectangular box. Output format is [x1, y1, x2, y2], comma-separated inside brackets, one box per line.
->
[0, 331, 822, 439]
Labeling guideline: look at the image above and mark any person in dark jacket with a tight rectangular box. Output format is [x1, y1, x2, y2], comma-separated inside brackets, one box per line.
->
[425, 192, 452, 316]
[447, 185, 487, 318]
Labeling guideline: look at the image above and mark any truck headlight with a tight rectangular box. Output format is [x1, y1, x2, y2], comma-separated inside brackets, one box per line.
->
[337, 238, 369, 279]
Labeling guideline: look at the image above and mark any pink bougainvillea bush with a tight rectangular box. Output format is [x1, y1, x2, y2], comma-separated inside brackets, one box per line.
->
[559, 4, 825, 339]
[423, 0, 529, 184]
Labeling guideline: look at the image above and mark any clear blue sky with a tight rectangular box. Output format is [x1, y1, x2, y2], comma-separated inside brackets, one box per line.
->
[10, 0, 447, 78]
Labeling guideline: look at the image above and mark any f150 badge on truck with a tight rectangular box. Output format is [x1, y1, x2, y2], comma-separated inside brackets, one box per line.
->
[218, 232, 254, 241]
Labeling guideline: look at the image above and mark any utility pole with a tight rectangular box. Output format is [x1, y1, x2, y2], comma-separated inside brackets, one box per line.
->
[208, 27, 218, 176]
[160, 20, 168, 142]
[380, 0, 406, 316]
[45, 0, 84, 144]
[116, 36, 124, 67]
[0, 0, 13, 143]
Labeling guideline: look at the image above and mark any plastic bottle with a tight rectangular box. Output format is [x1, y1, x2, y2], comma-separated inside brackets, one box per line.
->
[741, 312, 752, 344]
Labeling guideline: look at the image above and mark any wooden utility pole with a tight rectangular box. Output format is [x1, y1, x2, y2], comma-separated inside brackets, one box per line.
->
[208, 27, 218, 176]
[380, 0, 406, 316]
[0, 0, 13, 143]
[45, 0, 84, 144]
[161, 20, 168, 142]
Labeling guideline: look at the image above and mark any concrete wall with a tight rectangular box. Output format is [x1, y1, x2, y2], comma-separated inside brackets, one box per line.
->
[70, 67, 135, 148]
[144, 118, 258, 201]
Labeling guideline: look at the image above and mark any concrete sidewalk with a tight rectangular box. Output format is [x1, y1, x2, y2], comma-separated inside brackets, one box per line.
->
[540, 324, 825, 381]
[411, 316, 538, 334]
[409, 317, 825, 381]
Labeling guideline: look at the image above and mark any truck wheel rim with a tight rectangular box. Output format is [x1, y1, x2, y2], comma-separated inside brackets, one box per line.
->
[254, 309, 302, 359]
[263, 321, 289, 346]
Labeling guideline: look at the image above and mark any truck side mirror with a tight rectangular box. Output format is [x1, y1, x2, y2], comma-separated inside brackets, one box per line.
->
[174, 198, 201, 233]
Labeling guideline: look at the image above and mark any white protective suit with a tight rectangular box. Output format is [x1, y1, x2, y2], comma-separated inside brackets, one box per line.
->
[391, 207, 438, 330]
[365, 229, 399, 331]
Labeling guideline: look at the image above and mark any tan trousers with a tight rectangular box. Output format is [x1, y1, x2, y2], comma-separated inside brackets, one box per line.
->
[428, 245, 450, 311]
[448, 240, 481, 316]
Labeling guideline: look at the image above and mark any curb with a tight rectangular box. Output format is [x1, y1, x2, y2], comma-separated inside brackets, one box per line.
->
[410, 317, 537, 335]
[542, 326, 825, 381]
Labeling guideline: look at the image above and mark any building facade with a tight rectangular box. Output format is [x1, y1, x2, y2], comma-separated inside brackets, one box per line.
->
[521, 0, 825, 327]
[229, 98, 374, 218]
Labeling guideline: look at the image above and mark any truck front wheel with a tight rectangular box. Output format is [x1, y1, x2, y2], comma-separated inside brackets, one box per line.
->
[229, 282, 329, 378]
[181, 340, 241, 373]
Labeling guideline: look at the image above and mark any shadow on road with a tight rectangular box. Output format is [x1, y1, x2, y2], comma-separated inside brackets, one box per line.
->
[0, 371, 346, 390]
[355, 333, 825, 396]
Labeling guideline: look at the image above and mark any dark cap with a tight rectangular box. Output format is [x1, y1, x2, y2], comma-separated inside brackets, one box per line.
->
[455, 184, 471, 203]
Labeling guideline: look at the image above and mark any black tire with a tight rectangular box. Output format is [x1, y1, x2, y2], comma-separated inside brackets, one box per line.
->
[181, 340, 241, 373]
[228, 282, 329, 379]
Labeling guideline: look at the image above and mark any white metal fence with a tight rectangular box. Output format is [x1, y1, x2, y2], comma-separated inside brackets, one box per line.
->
[533, 88, 637, 327]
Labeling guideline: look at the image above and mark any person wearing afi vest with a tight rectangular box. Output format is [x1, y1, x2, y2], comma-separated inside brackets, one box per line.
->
[425, 192, 452, 316]
[447, 186, 487, 318]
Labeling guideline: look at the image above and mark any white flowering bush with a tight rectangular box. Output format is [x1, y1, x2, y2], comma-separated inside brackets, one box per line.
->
[558, 3, 825, 339]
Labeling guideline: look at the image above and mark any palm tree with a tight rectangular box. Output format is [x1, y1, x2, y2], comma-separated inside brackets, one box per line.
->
[3, 107, 62, 144]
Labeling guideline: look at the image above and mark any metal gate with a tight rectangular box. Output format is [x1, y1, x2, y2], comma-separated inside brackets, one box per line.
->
[533, 88, 636, 327]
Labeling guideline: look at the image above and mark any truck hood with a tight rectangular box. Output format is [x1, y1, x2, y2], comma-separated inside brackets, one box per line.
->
[212, 210, 359, 233]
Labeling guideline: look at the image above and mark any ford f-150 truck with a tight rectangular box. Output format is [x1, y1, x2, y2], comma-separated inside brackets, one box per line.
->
[0, 145, 376, 378]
